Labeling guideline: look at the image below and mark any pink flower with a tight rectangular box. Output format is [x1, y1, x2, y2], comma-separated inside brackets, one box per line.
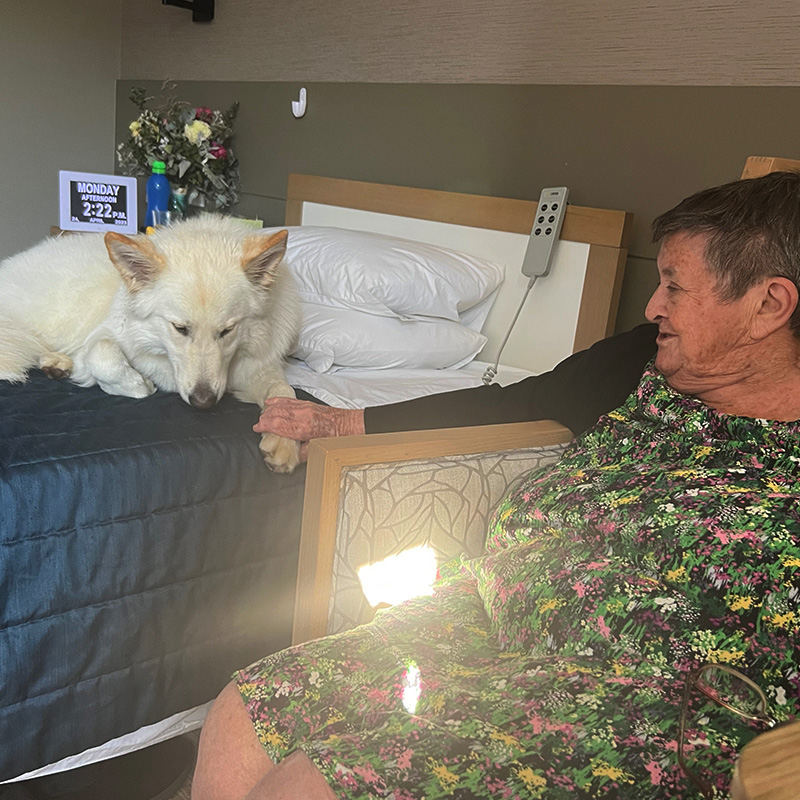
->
[353, 763, 383, 784]
[210, 143, 228, 160]
[528, 714, 545, 734]
[645, 760, 664, 785]
[194, 106, 213, 122]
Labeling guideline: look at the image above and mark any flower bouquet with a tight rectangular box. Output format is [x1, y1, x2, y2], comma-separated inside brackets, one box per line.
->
[117, 85, 241, 213]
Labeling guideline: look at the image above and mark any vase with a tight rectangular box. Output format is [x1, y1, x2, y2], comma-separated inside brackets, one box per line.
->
[170, 186, 189, 220]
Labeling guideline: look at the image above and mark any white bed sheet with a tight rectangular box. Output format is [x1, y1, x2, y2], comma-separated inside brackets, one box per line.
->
[285, 358, 533, 409]
[4, 703, 211, 783]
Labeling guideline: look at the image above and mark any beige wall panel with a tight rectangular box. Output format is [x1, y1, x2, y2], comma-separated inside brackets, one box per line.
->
[122, 0, 800, 85]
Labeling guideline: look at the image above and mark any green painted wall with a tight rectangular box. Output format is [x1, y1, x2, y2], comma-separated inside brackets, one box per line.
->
[116, 80, 800, 333]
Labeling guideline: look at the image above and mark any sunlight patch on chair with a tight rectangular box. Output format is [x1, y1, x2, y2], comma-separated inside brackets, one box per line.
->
[357, 545, 437, 608]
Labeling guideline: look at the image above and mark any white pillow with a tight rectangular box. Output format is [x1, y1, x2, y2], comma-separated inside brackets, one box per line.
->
[263, 226, 505, 323]
[293, 302, 487, 373]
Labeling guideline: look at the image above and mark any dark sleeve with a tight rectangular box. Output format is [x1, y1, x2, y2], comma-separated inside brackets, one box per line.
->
[364, 323, 658, 436]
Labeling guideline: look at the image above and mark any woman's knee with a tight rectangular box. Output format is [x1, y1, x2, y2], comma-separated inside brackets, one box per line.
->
[192, 680, 274, 800]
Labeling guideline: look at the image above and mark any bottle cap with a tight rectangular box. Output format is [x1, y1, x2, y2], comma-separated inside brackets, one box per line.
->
[152, 160, 166, 173]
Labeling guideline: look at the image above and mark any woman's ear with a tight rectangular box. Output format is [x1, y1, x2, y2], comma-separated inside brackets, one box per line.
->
[752, 277, 799, 340]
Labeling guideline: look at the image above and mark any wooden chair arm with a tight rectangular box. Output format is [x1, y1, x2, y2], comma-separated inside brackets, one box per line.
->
[729, 721, 800, 800]
[291, 420, 572, 645]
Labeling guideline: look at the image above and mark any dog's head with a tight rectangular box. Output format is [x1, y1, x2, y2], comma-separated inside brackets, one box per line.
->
[104, 223, 289, 408]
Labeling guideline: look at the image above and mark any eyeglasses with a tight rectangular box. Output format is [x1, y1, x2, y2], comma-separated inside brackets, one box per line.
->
[678, 663, 778, 799]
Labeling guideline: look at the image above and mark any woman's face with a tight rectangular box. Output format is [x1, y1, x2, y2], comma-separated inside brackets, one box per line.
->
[645, 232, 764, 395]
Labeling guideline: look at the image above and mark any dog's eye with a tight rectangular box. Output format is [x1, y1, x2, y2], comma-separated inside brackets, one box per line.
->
[219, 325, 235, 339]
[172, 323, 190, 336]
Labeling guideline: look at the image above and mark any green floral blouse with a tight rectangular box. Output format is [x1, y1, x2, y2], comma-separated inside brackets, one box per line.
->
[236, 364, 800, 798]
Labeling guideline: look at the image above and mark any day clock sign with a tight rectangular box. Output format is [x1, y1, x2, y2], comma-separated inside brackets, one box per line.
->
[59, 171, 138, 234]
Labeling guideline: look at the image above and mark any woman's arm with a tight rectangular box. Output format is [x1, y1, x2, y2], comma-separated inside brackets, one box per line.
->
[253, 324, 658, 450]
[363, 323, 658, 436]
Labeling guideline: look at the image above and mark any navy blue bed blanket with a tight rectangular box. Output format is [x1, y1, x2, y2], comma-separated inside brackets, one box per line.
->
[0, 374, 306, 780]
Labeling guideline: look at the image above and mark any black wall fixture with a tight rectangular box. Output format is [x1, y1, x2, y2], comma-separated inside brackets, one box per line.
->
[162, 0, 214, 22]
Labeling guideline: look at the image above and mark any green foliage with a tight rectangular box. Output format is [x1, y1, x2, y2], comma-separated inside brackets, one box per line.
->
[116, 84, 241, 211]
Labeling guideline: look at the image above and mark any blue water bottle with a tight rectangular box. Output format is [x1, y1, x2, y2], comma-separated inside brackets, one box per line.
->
[145, 160, 171, 228]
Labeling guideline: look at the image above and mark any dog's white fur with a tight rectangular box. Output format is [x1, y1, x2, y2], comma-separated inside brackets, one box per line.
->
[0, 215, 301, 472]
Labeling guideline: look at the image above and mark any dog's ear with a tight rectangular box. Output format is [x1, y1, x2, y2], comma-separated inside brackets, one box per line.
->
[242, 230, 288, 288]
[105, 232, 164, 292]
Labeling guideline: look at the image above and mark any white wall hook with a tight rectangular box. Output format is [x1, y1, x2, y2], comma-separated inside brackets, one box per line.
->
[291, 87, 307, 119]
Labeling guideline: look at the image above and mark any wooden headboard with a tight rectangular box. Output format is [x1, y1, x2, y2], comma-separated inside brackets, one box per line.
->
[284, 173, 633, 375]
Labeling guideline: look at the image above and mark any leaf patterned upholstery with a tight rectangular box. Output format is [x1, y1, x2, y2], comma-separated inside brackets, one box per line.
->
[326, 443, 568, 634]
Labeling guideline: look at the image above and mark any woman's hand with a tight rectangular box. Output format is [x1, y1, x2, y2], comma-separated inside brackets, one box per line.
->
[253, 398, 366, 461]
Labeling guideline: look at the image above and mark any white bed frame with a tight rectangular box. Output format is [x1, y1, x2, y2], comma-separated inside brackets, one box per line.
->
[285, 173, 633, 374]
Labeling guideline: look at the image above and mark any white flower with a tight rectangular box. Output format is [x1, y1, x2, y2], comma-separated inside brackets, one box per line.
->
[184, 119, 212, 144]
[773, 685, 788, 706]
[654, 597, 677, 612]
[745, 505, 769, 517]
[575, 692, 601, 709]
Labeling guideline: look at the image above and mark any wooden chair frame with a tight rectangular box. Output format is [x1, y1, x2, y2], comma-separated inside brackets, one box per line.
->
[292, 420, 571, 644]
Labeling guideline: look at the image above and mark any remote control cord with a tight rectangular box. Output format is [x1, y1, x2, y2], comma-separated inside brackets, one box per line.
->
[482, 275, 538, 385]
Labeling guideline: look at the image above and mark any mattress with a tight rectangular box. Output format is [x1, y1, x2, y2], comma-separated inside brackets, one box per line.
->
[0, 373, 307, 781]
[1, 360, 529, 781]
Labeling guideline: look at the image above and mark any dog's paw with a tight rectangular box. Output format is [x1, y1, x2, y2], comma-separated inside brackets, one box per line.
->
[100, 372, 156, 399]
[126, 374, 157, 398]
[39, 352, 73, 380]
[259, 432, 301, 474]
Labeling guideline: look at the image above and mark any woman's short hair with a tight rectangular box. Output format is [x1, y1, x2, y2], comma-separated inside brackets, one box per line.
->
[653, 170, 800, 333]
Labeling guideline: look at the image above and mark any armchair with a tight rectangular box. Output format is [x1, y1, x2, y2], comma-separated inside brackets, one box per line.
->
[291, 422, 800, 800]
[291, 419, 573, 645]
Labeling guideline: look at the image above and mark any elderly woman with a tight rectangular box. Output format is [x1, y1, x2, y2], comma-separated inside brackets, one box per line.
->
[192, 172, 800, 800]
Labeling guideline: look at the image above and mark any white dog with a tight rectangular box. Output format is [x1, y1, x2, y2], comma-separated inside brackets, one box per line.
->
[0, 215, 301, 472]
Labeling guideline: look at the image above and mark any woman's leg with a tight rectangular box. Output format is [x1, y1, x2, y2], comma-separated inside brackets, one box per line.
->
[192, 681, 275, 800]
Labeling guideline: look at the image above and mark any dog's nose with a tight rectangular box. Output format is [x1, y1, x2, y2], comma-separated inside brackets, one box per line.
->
[189, 384, 218, 409]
